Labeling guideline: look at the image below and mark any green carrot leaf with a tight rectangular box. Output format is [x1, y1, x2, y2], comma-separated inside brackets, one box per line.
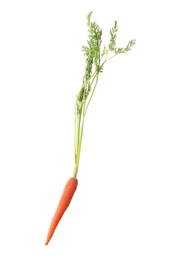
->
[73, 12, 136, 178]
[108, 21, 118, 51]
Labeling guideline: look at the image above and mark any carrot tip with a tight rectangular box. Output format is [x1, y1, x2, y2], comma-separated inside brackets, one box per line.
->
[45, 239, 49, 245]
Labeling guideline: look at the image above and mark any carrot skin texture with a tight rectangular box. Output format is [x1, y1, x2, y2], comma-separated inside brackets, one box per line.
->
[45, 177, 78, 245]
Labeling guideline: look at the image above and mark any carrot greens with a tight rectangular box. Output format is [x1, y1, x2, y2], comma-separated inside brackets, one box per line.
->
[73, 12, 135, 178]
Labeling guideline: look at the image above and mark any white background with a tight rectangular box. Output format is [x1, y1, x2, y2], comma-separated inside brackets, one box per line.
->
[0, 0, 173, 259]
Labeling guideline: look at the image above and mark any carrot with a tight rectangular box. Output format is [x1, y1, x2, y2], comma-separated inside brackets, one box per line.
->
[45, 177, 78, 245]
[45, 12, 135, 248]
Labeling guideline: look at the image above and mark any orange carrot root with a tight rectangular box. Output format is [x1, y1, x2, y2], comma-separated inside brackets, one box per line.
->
[45, 177, 78, 245]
